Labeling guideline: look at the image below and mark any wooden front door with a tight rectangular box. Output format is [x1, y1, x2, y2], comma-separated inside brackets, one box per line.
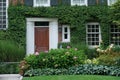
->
[35, 27, 49, 52]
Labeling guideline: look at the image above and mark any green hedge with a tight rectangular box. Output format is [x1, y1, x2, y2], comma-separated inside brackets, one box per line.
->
[0, 40, 25, 62]
[0, 62, 19, 74]
[0, 5, 114, 48]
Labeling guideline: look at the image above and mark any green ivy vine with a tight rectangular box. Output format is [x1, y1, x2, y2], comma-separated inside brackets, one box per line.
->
[0, 5, 114, 48]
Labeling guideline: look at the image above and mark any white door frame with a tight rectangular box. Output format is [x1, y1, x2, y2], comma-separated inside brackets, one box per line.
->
[26, 18, 58, 55]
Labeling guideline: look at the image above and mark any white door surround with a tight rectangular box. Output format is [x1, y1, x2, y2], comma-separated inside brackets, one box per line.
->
[26, 18, 58, 55]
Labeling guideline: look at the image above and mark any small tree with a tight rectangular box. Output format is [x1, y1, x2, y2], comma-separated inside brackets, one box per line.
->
[111, 0, 120, 26]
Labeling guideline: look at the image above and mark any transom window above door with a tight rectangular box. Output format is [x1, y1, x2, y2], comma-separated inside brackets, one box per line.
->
[71, 0, 88, 6]
[34, 0, 50, 7]
[108, 0, 117, 5]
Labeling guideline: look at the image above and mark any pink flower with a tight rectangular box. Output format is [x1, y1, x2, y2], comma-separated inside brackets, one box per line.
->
[67, 46, 71, 49]
[35, 52, 39, 56]
[44, 51, 48, 53]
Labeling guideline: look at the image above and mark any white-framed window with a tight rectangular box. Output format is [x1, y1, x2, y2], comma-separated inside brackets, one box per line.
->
[71, 0, 88, 6]
[0, 0, 8, 30]
[86, 23, 101, 47]
[110, 25, 120, 45]
[34, 0, 50, 7]
[62, 25, 70, 42]
[108, 0, 117, 6]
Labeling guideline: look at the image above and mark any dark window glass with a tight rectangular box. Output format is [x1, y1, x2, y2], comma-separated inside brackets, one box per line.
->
[35, 22, 49, 26]
[64, 27, 68, 32]
[64, 34, 68, 39]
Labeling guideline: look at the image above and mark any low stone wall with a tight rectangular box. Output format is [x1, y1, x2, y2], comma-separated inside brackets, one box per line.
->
[0, 74, 23, 80]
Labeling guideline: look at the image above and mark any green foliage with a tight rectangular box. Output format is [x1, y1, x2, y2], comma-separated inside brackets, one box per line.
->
[96, 44, 120, 66]
[58, 42, 87, 50]
[0, 40, 25, 62]
[24, 49, 86, 69]
[112, 46, 120, 53]
[2, 5, 113, 48]
[111, 0, 120, 26]
[0, 62, 19, 74]
[84, 47, 98, 59]
[97, 54, 120, 66]
[24, 64, 120, 77]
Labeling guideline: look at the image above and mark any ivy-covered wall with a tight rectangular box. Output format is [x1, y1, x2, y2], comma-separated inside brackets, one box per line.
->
[0, 5, 113, 48]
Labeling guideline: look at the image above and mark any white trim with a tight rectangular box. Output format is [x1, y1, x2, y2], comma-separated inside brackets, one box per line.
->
[33, 0, 50, 7]
[26, 18, 58, 55]
[107, 0, 117, 6]
[6, 0, 9, 29]
[86, 22, 102, 48]
[71, 0, 88, 6]
[62, 25, 70, 42]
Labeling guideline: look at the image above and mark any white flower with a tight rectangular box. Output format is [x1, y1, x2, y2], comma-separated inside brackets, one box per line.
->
[109, 44, 114, 48]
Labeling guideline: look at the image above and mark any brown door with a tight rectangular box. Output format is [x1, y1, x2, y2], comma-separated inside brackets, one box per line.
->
[35, 27, 49, 52]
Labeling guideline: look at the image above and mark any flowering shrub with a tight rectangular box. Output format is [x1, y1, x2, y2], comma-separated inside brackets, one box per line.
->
[84, 58, 99, 65]
[24, 48, 86, 69]
[96, 44, 114, 54]
[96, 44, 120, 66]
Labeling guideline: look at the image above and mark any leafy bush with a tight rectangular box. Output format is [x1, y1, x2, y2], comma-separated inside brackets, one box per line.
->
[84, 47, 98, 59]
[96, 44, 120, 66]
[84, 58, 99, 65]
[98, 54, 120, 66]
[0, 40, 25, 62]
[58, 42, 87, 50]
[112, 46, 120, 53]
[24, 49, 87, 69]
[0, 62, 19, 74]
[24, 64, 120, 77]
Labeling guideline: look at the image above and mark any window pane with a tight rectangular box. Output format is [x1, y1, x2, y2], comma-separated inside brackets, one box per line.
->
[64, 27, 68, 32]
[36, 0, 48, 5]
[73, 0, 85, 5]
[110, 25, 120, 45]
[64, 34, 68, 39]
[87, 23, 100, 46]
[0, 0, 7, 29]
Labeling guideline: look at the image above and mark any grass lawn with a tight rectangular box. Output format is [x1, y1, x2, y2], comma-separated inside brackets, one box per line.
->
[23, 75, 120, 80]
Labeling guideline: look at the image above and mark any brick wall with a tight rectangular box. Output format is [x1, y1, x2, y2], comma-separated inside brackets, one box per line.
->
[9, 0, 24, 5]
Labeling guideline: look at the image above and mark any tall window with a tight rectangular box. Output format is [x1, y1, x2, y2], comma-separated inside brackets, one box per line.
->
[62, 25, 70, 42]
[86, 23, 101, 47]
[71, 0, 87, 6]
[0, 0, 8, 29]
[108, 0, 117, 5]
[34, 0, 50, 7]
[110, 25, 120, 45]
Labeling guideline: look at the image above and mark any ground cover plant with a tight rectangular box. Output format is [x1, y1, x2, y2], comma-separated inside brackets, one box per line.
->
[24, 64, 120, 77]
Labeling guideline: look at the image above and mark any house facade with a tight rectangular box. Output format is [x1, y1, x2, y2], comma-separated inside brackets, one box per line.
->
[0, 0, 119, 55]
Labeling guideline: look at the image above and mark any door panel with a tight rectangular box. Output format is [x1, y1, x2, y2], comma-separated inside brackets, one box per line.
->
[35, 27, 49, 52]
